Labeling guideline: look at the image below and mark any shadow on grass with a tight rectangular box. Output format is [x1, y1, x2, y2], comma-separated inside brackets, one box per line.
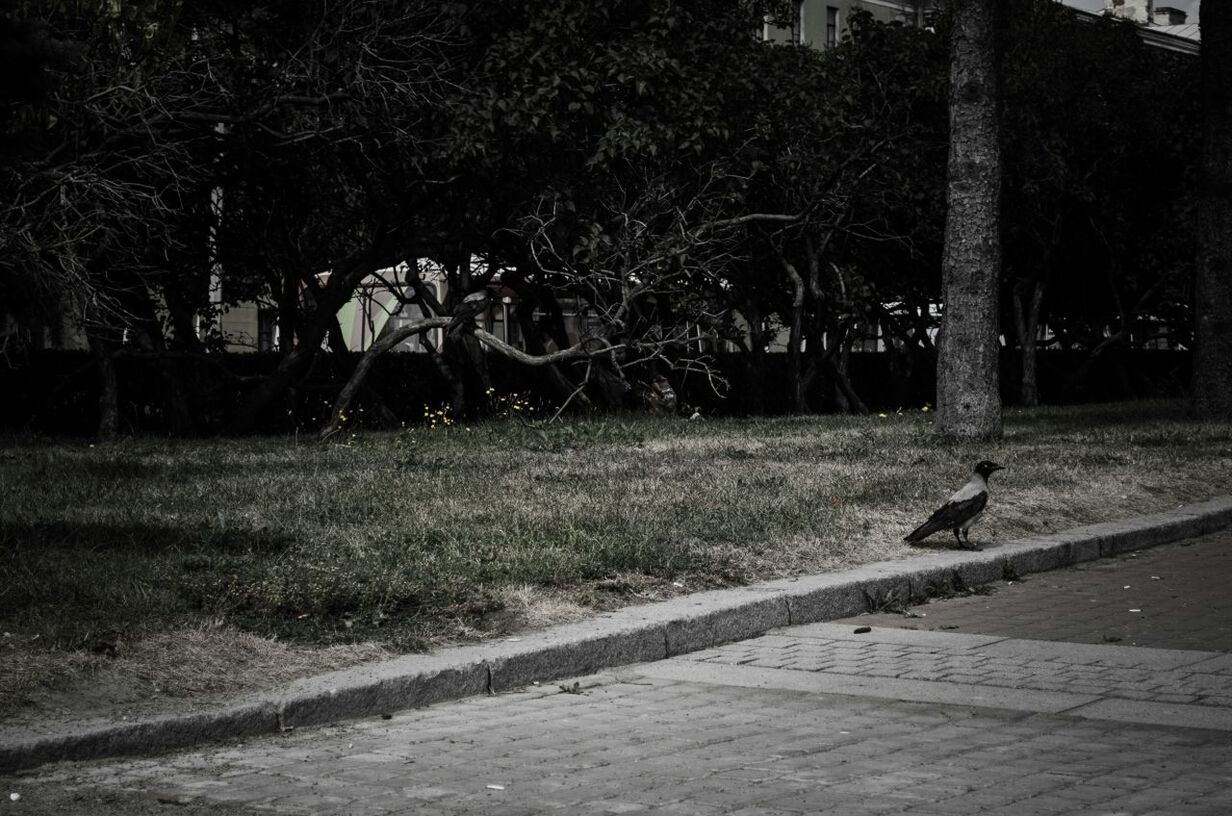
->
[1, 443, 384, 488]
[1006, 400, 1196, 436]
[0, 519, 296, 554]
[78, 457, 362, 482]
[0, 520, 299, 648]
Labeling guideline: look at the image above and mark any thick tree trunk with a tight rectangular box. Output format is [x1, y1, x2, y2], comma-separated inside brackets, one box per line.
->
[1013, 278, 1045, 408]
[936, 0, 1003, 439]
[1194, 0, 1232, 416]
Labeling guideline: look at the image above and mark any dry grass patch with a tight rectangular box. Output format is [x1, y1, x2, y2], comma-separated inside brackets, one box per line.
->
[1, 400, 1230, 721]
[1, 624, 387, 724]
[487, 585, 592, 630]
[119, 625, 389, 697]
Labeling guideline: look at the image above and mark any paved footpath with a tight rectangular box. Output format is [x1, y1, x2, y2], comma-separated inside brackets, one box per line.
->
[3, 532, 1232, 816]
[836, 529, 1232, 651]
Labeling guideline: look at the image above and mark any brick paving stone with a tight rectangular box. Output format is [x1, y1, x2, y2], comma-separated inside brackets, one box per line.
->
[676, 622, 1232, 713]
[839, 531, 1232, 650]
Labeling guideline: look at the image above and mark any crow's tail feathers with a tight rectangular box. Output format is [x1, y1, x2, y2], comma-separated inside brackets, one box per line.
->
[903, 521, 942, 543]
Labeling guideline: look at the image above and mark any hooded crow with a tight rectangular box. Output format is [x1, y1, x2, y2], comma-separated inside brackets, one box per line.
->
[904, 460, 1004, 550]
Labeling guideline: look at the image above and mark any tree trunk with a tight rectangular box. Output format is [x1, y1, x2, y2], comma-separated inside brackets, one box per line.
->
[505, 267, 594, 409]
[1194, 0, 1232, 416]
[322, 316, 451, 438]
[278, 270, 300, 353]
[739, 299, 766, 415]
[781, 255, 807, 414]
[1013, 278, 1045, 408]
[323, 317, 400, 430]
[801, 236, 827, 409]
[454, 332, 495, 414]
[87, 326, 119, 440]
[827, 351, 869, 415]
[162, 282, 208, 356]
[936, 0, 1003, 439]
[125, 283, 196, 436]
[227, 242, 390, 434]
[227, 323, 327, 434]
[885, 338, 915, 409]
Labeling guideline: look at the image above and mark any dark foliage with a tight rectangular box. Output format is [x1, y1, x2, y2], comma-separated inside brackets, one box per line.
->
[0, 1, 1204, 436]
[1, 348, 1192, 436]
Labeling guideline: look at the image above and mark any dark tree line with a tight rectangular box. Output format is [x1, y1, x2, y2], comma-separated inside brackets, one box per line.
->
[0, 0, 1222, 438]
[1196, 0, 1232, 417]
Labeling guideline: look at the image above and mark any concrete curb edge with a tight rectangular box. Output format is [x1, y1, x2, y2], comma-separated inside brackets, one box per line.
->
[3, 496, 1230, 773]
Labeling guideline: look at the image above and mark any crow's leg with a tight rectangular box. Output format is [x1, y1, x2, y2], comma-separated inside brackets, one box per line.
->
[952, 528, 962, 548]
[961, 528, 980, 551]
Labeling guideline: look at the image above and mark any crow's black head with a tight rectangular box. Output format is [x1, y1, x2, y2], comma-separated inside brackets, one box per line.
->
[974, 460, 1004, 478]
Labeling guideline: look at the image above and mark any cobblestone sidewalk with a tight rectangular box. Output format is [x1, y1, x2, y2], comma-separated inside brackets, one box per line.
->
[680, 625, 1232, 713]
[11, 671, 1232, 816]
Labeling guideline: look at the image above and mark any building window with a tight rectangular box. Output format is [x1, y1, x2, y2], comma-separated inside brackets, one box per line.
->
[826, 6, 839, 47]
[257, 310, 279, 352]
[791, 0, 805, 44]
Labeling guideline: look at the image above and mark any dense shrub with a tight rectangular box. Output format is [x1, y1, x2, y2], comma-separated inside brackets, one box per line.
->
[1, 348, 1192, 436]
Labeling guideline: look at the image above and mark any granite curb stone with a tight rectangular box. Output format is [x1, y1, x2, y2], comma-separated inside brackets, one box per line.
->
[2, 496, 1229, 772]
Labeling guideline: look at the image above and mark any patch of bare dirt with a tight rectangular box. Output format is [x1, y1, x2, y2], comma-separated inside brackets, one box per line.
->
[0, 624, 388, 736]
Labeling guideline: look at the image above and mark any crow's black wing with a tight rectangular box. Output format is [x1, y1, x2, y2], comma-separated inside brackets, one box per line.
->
[904, 492, 988, 542]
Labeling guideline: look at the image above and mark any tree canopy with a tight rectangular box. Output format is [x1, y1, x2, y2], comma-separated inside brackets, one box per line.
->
[0, 0, 1203, 436]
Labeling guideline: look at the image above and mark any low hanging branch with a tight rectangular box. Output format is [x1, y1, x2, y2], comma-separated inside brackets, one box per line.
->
[321, 316, 451, 439]
[319, 317, 623, 439]
[472, 329, 620, 368]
